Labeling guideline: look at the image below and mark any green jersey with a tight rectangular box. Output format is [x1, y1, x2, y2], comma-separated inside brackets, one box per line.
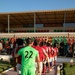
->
[18, 46, 38, 68]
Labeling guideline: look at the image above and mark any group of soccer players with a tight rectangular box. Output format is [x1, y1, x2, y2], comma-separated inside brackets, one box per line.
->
[14, 37, 58, 75]
[33, 38, 58, 75]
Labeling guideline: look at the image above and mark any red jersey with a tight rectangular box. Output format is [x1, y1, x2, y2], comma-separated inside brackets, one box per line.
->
[16, 46, 24, 64]
[53, 47, 58, 56]
[42, 46, 48, 53]
[34, 46, 44, 62]
[51, 47, 55, 57]
[47, 47, 52, 58]
[42, 46, 48, 59]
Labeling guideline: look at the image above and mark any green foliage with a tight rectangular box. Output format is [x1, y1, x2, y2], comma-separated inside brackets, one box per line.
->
[63, 62, 70, 68]
[63, 62, 75, 75]
[0, 60, 12, 73]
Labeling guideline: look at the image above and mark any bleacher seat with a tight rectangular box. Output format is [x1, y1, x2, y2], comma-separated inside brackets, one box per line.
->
[66, 30, 69, 32]
[70, 30, 72, 32]
[36, 30, 38, 32]
[26, 30, 29, 32]
[63, 30, 66, 32]
[47, 30, 49, 32]
[54, 30, 56, 32]
[38, 30, 41, 32]
[57, 30, 60, 32]
[40, 30, 43, 32]
[43, 30, 46, 32]
[60, 30, 63, 32]
[73, 30, 75, 32]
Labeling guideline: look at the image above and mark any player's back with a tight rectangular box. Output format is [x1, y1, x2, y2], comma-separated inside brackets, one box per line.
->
[34, 46, 44, 62]
[18, 46, 38, 68]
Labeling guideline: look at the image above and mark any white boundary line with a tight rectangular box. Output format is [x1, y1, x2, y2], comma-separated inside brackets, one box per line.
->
[2, 67, 13, 74]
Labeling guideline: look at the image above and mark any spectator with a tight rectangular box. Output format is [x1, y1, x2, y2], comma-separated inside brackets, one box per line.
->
[59, 41, 64, 56]
[15, 38, 24, 75]
[0, 40, 3, 54]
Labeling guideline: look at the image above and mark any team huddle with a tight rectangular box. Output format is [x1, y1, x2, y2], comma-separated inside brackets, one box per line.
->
[14, 37, 58, 75]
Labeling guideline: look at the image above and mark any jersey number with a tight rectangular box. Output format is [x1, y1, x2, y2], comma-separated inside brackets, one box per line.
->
[25, 51, 33, 58]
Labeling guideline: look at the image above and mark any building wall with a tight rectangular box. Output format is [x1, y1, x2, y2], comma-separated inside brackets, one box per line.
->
[0, 24, 75, 32]
[0, 24, 6, 31]
[5, 27, 75, 32]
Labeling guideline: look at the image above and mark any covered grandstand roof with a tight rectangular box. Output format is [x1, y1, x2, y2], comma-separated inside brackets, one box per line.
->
[0, 9, 75, 25]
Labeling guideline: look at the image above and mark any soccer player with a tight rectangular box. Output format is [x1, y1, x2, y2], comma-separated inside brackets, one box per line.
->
[53, 43, 58, 65]
[46, 41, 52, 72]
[15, 38, 24, 75]
[15, 38, 40, 75]
[33, 39, 48, 75]
[40, 41, 48, 73]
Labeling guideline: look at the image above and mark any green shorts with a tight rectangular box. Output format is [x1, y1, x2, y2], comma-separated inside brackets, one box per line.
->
[21, 67, 35, 75]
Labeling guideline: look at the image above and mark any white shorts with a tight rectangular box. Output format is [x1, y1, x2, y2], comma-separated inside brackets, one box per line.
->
[54, 56, 57, 61]
[16, 63, 21, 74]
[52, 57, 54, 62]
[49, 58, 52, 62]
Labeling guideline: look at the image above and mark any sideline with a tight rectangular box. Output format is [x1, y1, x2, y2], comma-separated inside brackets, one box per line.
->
[1, 67, 13, 74]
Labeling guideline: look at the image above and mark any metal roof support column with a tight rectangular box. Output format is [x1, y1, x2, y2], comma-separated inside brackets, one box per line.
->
[34, 12, 36, 32]
[63, 11, 66, 32]
[8, 14, 10, 33]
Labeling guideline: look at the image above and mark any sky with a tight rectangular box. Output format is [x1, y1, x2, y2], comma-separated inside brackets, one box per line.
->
[0, 0, 75, 12]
